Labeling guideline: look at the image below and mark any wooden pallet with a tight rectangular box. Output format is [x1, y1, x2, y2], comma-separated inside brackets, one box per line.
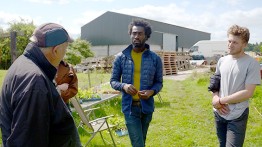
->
[175, 55, 191, 71]
[155, 51, 191, 75]
[163, 67, 177, 75]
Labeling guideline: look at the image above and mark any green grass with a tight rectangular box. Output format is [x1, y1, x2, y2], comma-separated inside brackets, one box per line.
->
[76, 70, 111, 90]
[75, 71, 262, 146]
[0, 70, 8, 89]
[0, 70, 261, 146]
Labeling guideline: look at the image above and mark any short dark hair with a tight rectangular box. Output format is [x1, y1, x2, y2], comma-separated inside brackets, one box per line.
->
[227, 25, 250, 43]
[128, 19, 152, 39]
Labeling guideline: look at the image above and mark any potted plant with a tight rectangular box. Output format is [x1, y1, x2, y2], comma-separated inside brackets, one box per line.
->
[109, 116, 128, 137]
[76, 88, 101, 103]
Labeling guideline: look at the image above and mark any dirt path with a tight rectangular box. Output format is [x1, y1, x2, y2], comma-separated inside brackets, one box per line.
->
[164, 67, 210, 81]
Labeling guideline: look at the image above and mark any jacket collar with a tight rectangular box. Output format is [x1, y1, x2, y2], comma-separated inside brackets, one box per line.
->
[23, 42, 57, 81]
[122, 44, 150, 58]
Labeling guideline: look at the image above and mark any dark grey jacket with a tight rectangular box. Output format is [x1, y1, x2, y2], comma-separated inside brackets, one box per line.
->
[208, 73, 221, 93]
[0, 43, 80, 147]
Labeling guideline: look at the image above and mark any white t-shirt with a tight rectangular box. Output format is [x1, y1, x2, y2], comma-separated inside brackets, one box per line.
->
[214, 54, 261, 120]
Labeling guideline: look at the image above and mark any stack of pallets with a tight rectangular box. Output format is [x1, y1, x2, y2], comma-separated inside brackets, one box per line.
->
[155, 51, 177, 76]
[81, 56, 115, 72]
[175, 52, 191, 71]
[155, 51, 191, 76]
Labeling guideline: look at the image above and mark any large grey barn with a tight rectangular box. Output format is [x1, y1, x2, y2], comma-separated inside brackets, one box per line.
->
[81, 11, 210, 57]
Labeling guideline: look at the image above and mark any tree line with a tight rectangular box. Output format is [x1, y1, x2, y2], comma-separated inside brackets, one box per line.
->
[246, 43, 262, 53]
[0, 19, 93, 69]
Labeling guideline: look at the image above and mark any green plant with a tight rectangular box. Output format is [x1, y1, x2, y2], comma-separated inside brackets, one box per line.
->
[76, 88, 93, 99]
[108, 115, 126, 130]
[76, 88, 102, 99]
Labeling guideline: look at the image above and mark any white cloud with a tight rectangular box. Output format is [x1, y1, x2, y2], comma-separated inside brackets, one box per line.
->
[84, 0, 115, 2]
[226, 0, 243, 6]
[0, 11, 33, 30]
[1, 1, 261, 44]
[114, 4, 192, 29]
[68, 10, 106, 38]
[106, 3, 261, 43]
[26, 0, 70, 5]
[218, 8, 262, 43]
[27, 0, 115, 4]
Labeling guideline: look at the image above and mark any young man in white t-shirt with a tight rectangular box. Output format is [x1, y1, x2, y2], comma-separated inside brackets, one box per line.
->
[211, 25, 260, 147]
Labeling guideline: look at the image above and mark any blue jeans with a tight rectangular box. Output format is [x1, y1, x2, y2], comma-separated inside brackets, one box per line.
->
[124, 105, 153, 147]
[214, 108, 249, 147]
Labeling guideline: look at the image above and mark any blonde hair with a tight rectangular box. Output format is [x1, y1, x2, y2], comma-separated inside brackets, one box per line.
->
[227, 25, 250, 43]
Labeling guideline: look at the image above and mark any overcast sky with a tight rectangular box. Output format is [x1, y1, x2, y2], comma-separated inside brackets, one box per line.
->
[1, 0, 261, 44]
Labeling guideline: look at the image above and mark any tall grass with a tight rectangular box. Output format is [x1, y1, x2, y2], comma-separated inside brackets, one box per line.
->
[0, 70, 8, 89]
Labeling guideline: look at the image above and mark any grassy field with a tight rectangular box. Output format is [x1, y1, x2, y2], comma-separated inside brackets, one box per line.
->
[0, 70, 8, 89]
[0, 70, 261, 146]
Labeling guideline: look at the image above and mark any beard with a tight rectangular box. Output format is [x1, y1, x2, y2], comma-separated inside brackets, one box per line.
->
[132, 42, 144, 48]
[132, 39, 146, 48]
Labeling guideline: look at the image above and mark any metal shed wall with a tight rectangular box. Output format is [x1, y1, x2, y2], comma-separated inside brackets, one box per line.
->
[81, 11, 210, 54]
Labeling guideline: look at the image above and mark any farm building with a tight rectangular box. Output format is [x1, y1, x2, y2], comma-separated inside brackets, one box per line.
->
[81, 11, 210, 57]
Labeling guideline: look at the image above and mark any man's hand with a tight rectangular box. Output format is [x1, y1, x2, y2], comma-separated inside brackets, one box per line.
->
[212, 95, 222, 109]
[138, 90, 154, 100]
[123, 84, 138, 96]
[217, 105, 230, 115]
[57, 83, 69, 91]
[212, 95, 230, 115]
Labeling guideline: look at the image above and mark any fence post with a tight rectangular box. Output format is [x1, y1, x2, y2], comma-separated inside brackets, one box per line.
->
[10, 31, 17, 63]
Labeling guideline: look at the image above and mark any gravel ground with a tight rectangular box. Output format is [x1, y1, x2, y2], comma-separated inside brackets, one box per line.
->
[163, 67, 210, 81]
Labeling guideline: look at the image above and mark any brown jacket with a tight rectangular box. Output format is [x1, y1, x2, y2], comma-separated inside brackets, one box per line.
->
[55, 61, 78, 103]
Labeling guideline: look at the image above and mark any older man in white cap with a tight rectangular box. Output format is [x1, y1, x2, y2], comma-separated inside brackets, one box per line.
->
[0, 23, 81, 147]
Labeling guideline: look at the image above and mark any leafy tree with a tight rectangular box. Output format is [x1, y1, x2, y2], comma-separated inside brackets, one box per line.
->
[245, 43, 254, 51]
[0, 38, 11, 69]
[7, 19, 35, 56]
[245, 42, 262, 53]
[260, 44, 262, 53]
[0, 27, 3, 34]
[253, 42, 260, 53]
[0, 19, 35, 69]
[65, 38, 94, 65]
